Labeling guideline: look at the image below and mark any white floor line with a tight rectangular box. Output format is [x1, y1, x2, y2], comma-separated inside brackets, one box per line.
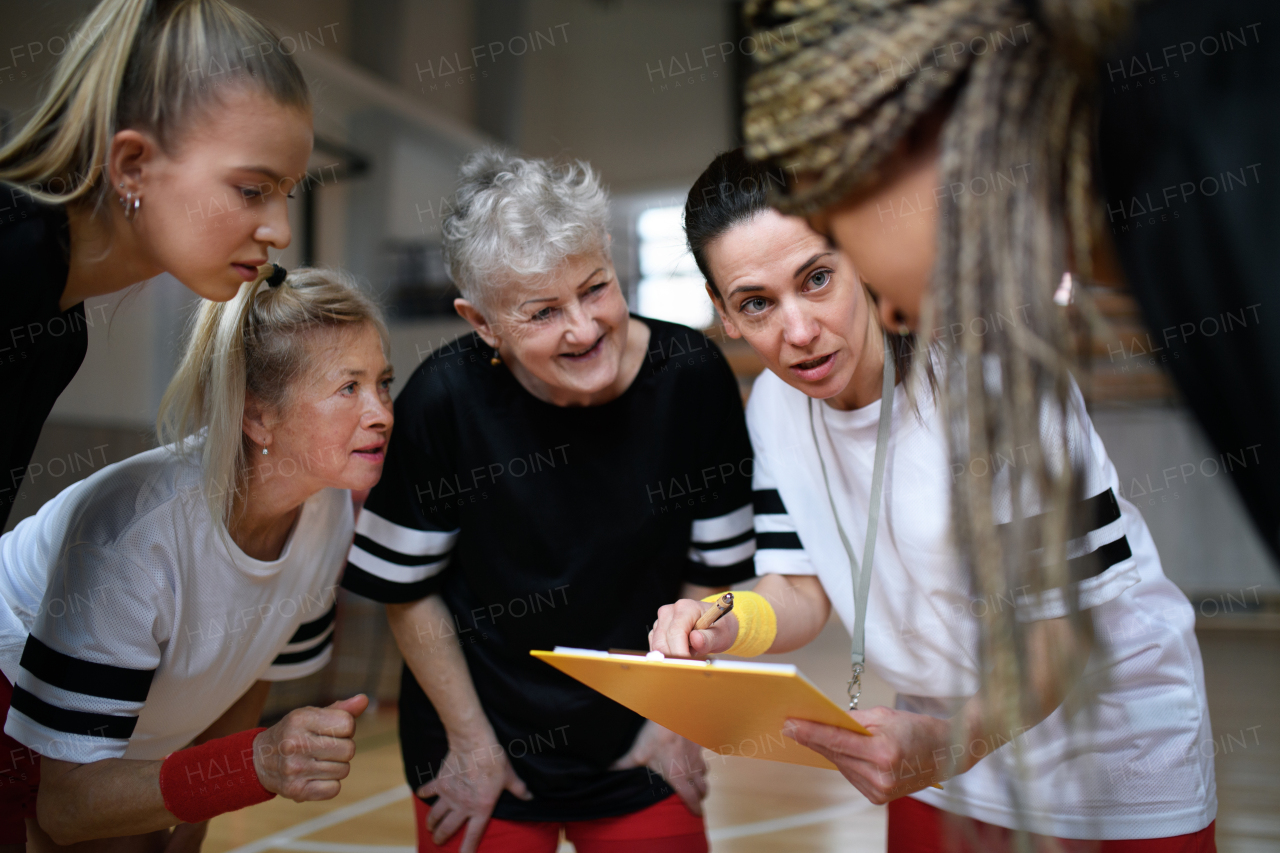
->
[228, 785, 866, 853]
[223, 785, 411, 853]
[707, 799, 868, 841]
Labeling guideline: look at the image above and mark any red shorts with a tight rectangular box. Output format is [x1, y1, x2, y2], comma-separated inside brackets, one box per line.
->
[888, 796, 1216, 853]
[0, 674, 40, 845]
[413, 794, 707, 853]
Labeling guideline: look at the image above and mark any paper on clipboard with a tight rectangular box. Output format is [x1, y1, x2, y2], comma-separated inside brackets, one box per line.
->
[531, 647, 870, 770]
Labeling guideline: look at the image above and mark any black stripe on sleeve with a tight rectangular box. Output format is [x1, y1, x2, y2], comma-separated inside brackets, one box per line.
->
[287, 603, 337, 644]
[341, 562, 442, 604]
[9, 685, 137, 740]
[997, 489, 1123, 551]
[684, 556, 756, 588]
[756, 531, 803, 550]
[353, 533, 452, 567]
[1066, 535, 1133, 582]
[272, 632, 335, 666]
[691, 529, 756, 552]
[753, 489, 788, 515]
[19, 635, 155, 703]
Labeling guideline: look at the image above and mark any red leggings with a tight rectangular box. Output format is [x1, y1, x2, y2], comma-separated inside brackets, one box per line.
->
[888, 796, 1216, 853]
[413, 794, 707, 853]
[0, 674, 39, 845]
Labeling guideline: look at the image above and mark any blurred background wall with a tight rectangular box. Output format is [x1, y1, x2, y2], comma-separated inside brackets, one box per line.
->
[1, 0, 1275, 712]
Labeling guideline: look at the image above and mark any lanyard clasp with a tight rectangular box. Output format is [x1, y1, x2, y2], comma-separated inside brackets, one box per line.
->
[847, 662, 864, 711]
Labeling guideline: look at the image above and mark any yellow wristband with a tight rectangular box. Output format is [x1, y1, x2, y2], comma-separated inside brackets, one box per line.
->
[701, 590, 777, 657]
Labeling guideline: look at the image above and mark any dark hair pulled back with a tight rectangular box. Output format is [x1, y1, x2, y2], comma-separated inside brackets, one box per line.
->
[684, 148, 922, 383]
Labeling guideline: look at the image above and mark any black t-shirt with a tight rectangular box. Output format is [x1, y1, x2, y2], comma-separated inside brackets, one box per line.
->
[0, 191, 85, 529]
[343, 317, 756, 821]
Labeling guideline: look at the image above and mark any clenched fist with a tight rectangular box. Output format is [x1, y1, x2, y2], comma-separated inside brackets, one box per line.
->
[252, 694, 369, 802]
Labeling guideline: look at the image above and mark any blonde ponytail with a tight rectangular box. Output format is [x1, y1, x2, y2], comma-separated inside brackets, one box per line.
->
[0, 0, 310, 207]
[158, 269, 387, 530]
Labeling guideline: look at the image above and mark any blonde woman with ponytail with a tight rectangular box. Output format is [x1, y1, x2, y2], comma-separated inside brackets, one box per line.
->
[0, 269, 393, 850]
[0, 0, 314, 531]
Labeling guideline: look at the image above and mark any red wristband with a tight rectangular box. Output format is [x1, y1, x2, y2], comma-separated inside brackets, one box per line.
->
[159, 727, 275, 823]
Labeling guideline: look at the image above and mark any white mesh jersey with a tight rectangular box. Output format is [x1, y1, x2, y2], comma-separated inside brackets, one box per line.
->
[747, 368, 1215, 840]
[0, 443, 351, 763]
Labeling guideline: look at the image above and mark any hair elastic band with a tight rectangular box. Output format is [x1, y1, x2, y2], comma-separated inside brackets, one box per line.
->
[266, 263, 288, 287]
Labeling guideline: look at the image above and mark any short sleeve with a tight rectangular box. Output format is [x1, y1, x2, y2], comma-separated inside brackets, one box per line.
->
[262, 595, 337, 681]
[343, 375, 460, 604]
[683, 343, 758, 587]
[751, 442, 818, 578]
[1002, 382, 1141, 621]
[4, 544, 171, 763]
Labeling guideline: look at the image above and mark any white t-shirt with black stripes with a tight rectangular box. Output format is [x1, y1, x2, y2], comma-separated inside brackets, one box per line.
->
[0, 443, 349, 763]
[747, 368, 1215, 840]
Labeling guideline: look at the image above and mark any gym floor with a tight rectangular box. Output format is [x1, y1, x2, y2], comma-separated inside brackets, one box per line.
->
[203, 618, 1279, 853]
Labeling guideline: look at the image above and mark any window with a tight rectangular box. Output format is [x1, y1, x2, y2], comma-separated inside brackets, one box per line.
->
[634, 205, 715, 329]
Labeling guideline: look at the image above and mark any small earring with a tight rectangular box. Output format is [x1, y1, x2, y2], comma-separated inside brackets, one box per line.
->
[490, 346, 502, 367]
[262, 446, 269, 456]
[120, 192, 141, 221]
[897, 324, 911, 336]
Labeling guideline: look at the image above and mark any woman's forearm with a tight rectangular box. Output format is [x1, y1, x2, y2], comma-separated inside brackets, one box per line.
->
[756, 573, 831, 653]
[952, 611, 1094, 774]
[37, 756, 173, 843]
[650, 574, 831, 658]
[387, 595, 496, 747]
[37, 679, 276, 843]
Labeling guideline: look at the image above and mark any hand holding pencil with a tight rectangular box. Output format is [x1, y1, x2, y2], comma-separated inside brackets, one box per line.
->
[693, 592, 733, 630]
[650, 593, 739, 659]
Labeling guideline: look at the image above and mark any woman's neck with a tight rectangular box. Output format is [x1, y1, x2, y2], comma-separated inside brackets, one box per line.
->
[826, 321, 888, 412]
[60, 202, 164, 311]
[227, 459, 308, 562]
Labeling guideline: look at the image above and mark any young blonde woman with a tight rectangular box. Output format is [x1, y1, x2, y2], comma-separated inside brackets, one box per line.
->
[0, 0, 314, 529]
[0, 270, 392, 850]
[650, 150, 1216, 853]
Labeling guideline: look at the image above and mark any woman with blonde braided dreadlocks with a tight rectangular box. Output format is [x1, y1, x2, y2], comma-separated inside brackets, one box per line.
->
[707, 0, 1220, 849]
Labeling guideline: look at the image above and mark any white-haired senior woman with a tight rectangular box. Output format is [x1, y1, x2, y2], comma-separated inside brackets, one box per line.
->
[342, 150, 757, 853]
[0, 269, 393, 849]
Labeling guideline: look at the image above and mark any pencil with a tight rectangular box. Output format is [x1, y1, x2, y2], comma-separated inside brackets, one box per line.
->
[694, 593, 734, 631]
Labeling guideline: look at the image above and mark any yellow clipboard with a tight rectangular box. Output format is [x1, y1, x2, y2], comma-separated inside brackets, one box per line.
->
[532, 647, 870, 770]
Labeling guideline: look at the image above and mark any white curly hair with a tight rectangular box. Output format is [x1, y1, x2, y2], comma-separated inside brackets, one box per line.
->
[441, 148, 612, 313]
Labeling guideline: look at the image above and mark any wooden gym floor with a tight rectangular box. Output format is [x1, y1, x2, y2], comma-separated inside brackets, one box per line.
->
[204, 620, 1279, 853]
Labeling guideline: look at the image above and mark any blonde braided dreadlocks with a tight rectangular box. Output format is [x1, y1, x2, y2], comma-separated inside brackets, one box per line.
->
[743, 0, 1136, 798]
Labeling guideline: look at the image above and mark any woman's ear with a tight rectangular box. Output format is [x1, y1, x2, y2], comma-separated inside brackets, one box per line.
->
[108, 129, 156, 202]
[454, 298, 501, 348]
[242, 394, 273, 451]
[706, 283, 741, 339]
